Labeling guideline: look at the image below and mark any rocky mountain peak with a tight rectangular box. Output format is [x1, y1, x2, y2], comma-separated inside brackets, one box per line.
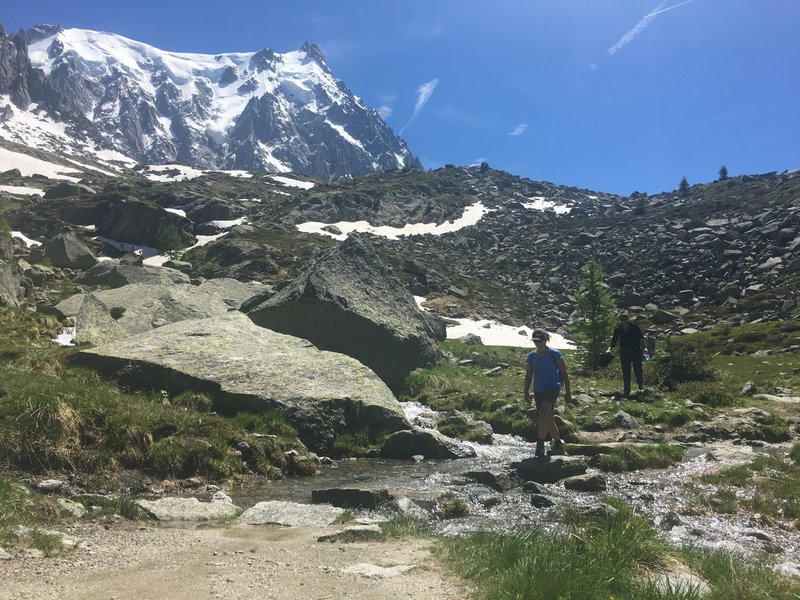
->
[2, 26, 419, 181]
[299, 42, 328, 70]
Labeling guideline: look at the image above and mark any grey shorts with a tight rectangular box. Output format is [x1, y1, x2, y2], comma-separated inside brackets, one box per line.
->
[534, 386, 560, 411]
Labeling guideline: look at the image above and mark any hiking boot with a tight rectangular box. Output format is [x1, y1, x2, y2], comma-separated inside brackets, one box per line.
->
[534, 442, 545, 458]
[548, 442, 567, 456]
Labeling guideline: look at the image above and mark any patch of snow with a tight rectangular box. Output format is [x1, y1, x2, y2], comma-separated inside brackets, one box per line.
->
[62, 157, 119, 178]
[11, 231, 42, 247]
[93, 148, 137, 166]
[207, 217, 247, 229]
[270, 175, 315, 189]
[142, 164, 206, 182]
[191, 232, 227, 248]
[0, 185, 43, 196]
[445, 318, 575, 350]
[414, 296, 575, 349]
[164, 207, 187, 217]
[52, 327, 76, 347]
[326, 121, 364, 151]
[209, 169, 254, 178]
[521, 196, 572, 215]
[296, 201, 491, 241]
[94, 236, 160, 258]
[0, 147, 82, 182]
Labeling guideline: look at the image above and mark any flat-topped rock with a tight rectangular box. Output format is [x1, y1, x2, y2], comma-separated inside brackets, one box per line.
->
[74, 312, 409, 453]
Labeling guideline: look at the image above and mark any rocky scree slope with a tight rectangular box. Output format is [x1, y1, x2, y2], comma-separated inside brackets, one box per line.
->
[2, 162, 799, 346]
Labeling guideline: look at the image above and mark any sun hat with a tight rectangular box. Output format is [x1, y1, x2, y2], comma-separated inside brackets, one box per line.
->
[531, 328, 548, 342]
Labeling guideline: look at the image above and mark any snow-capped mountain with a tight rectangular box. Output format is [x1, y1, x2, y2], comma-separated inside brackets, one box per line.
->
[0, 25, 419, 180]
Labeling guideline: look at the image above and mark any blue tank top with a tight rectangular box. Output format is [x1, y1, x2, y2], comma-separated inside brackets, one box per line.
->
[527, 348, 563, 393]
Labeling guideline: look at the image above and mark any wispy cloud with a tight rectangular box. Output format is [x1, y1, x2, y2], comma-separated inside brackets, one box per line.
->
[607, 0, 696, 56]
[377, 105, 393, 119]
[406, 21, 446, 41]
[400, 78, 439, 135]
[508, 123, 528, 137]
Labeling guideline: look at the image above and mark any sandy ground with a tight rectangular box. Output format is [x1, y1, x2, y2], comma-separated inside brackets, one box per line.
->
[0, 522, 471, 600]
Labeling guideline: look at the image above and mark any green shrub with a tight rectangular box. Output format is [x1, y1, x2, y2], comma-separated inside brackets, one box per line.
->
[597, 443, 685, 473]
[171, 391, 213, 412]
[436, 493, 470, 519]
[381, 515, 433, 538]
[651, 338, 715, 390]
[330, 431, 373, 458]
[679, 381, 737, 407]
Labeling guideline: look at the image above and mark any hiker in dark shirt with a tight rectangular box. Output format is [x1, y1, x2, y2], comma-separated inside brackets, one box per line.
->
[606, 310, 647, 398]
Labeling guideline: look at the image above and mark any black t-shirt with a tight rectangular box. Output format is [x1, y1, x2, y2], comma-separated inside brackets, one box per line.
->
[610, 322, 644, 349]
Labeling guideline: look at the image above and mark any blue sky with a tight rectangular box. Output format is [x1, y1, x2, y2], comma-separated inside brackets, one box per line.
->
[3, 1, 799, 195]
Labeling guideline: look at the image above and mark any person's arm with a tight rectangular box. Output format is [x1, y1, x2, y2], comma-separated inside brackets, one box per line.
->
[557, 358, 572, 405]
[524, 363, 533, 407]
[607, 327, 619, 353]
[636, 325, 647, 353]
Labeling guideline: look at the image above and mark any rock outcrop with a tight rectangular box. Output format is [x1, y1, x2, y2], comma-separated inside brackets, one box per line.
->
[380, 428, 477, 460]
[74, 312, 409, 453]
[73, 261, 190, 288]
[246, 237, 443, 391]
[0, 232, 23, 307]
[36, 232, 98, 270]
[57, 282, 237, 345]
[96, 197, 196, 248]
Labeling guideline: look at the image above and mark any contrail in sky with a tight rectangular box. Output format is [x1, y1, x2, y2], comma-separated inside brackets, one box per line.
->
[607, 0, 696, 56]
[400, 78, 439, 135]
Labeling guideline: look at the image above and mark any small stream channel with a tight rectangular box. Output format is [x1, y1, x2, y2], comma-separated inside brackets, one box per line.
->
[232, 402, 800, 579]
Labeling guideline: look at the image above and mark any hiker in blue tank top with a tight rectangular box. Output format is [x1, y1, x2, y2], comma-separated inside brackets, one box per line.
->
[524, 328, 572, 457]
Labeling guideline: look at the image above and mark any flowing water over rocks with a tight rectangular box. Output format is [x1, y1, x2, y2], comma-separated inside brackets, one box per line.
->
[233, 402, 800, 579]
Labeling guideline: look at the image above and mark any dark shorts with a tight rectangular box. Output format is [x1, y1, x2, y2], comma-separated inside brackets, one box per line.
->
[534, 386, 560, 411]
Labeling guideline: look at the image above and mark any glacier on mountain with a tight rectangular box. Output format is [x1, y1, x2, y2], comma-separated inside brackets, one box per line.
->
[1, 25, 419, 180]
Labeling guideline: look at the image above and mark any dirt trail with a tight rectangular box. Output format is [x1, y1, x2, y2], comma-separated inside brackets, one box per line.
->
[0, 522, 471, 600]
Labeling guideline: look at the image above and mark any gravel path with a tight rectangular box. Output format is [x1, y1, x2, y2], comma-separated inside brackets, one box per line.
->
[0, 522, 471, 600]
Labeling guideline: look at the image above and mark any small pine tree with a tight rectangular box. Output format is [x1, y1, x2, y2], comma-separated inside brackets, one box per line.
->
[633, 192, 648, 215]
[718, 165, 728, 180]
[158, 224, 183, 259]
[575, 261, 616, 371]
[679, 176, 690, 196]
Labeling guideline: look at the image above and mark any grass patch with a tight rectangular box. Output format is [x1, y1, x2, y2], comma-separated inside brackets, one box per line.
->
[0, 307, 314, 487]
[436, 499, 800, 599]
[0, 474, 59, 549]
[435, 493, 470, 519]
[597, 443, 685, 473]
[437, 501, 668, 599]
[329, 430, 381, 459]
[686, 319, 800, 357]
[680, 546, 800, 600]
[380, 515, 433, 538]
[697, 444, 800, 521]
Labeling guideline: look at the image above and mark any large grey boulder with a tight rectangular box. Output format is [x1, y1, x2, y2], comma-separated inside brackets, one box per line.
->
[39, 232, 98, 270]
[246, 237, 443, 391]
[511, 456, 588, 484]
[0, 233, 23, 307]
[311, 487, 391, 509]
[74, 261, 190, 288]
[236, 501, 344, 527]
[380, 428, 477, 460]
[96, 197, 196, 247]
[195, 278, 268, 310]
[136, 493, 240, 522]
[65, 282, 236, 345]
[74, 312, 409, 453]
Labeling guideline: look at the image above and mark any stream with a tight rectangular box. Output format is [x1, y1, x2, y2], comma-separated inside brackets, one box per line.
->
[232, 402, 800, 579]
